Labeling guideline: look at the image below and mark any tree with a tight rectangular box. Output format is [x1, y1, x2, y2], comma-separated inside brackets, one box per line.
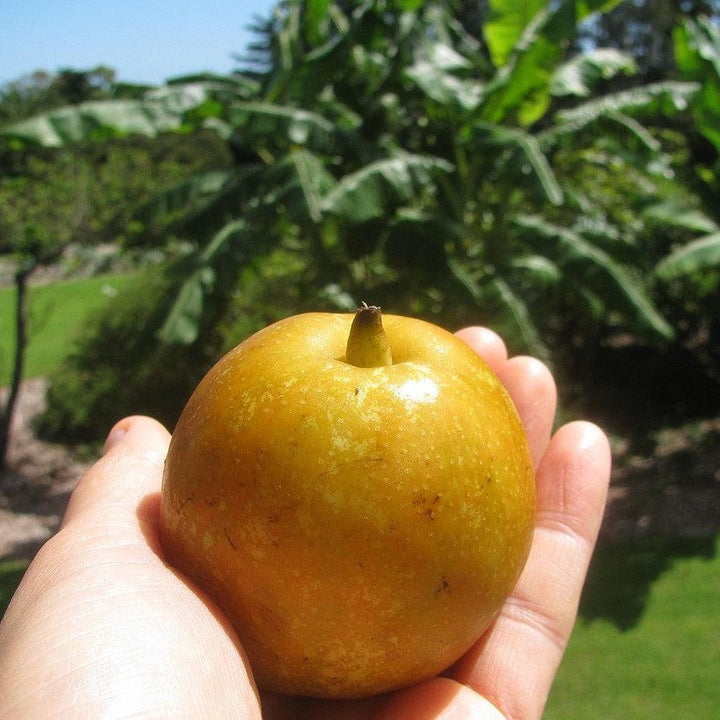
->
[0, 164, 74, 467]
[0, 66, 121, 124]
[0, 74, 232, 463]
[133, 0, 683, 354]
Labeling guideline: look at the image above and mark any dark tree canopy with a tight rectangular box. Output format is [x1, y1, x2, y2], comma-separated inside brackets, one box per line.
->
[580, 0, 720, 80]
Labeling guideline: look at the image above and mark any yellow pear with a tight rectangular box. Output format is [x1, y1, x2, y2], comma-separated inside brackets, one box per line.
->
[160, 306, 534, 699]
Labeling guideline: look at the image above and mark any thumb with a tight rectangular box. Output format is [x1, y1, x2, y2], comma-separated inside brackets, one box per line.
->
[61, 415, 171, 529]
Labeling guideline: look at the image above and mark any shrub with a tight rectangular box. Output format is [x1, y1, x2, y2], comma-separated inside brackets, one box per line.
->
[36, 249, 305, 443]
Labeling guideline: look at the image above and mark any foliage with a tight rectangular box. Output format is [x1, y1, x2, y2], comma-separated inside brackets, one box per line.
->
[646, 16, 720, 382]
[0, 89, 230, 461]
[35, 271, 215, 441]
[35, 252, 303, 441]
[0, 66, 121, 124]
[0, 131, 231, 256]
[5, 0, 720, 439]
[0, 152, 82, 257]
[4, 0, 698, 358]
[578, 0, 720, 81]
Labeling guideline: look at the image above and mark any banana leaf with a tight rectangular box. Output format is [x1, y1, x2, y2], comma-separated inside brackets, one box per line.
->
[655, 232, 720, 280]
[0, 84, 211, 147]
[448, 258, 547, 356]
[158, 220, 249, 344]
[320, 154, 453, 224]
[514, 215, 674, 341]
[552, 49, 636, 98]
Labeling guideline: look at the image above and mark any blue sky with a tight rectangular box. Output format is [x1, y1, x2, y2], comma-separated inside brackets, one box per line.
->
[2, 0, 277, 87]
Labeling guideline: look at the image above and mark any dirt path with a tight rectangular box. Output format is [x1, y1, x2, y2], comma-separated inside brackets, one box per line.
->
[1, 380, 719, 562]
[0, 379, 91, 560]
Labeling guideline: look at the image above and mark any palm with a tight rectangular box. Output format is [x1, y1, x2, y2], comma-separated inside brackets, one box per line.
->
[0, 328, 610, 720]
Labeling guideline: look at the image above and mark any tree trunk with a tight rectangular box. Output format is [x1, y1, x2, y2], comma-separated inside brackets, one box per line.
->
[0, 266, 32, 471]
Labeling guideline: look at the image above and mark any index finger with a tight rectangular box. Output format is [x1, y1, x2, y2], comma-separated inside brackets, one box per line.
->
[455, 327, 557, 469]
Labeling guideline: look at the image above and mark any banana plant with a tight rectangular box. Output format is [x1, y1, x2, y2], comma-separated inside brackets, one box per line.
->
[382, 0, 684, 351]
[652, 15, 720, 282]
[1, 0, 704, 355]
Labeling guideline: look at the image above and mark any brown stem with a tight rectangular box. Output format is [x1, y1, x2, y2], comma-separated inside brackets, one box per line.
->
[345, 304, 393, 368]
[0, 265, 32, 469]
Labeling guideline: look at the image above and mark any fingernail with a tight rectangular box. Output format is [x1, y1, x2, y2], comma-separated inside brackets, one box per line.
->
[104, 424, 128, 454]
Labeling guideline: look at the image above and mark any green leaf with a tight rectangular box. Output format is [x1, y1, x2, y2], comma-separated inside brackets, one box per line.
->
[510, 255, 562, 285]
[472, 124, 563, 204]
[674, 17, 720, 153]
[158, 220, 248, 344]
[551, 81, 700, 132]
[694, 74, 720, 151]
[605, 110, 660, 151]
[483, 0, 622, 69]
[644, 203, 719, 235]
[198, 219, 248, 263]
[479, 0, 576, 126]
[484, 0, 546, 68]
[263, 149, 337, 224]
[655, 232, 720, 279]
[552, 49, 636, 98]
[405, 43, 484, 110]
[575, 0, 625, 21]
[541, 81, 700, 152]
[305, 0, 330, 44]
[286, 150, 326, 223]
[486, 275, 547, 356]
[514, 215, 674, 341]
[228, 102, 347, 152]
[133, 168, 246, 227]
[1, 84, 210, 147]
[321, 154, 453, 223]
[166, 73, 260, 97]
[674, 16, 720, 79]
[448, 259, 546, 355]
[157, 266, 214, 345]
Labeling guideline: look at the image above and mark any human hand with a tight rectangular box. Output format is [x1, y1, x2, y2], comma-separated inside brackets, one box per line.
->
[0, 327, 610, 720]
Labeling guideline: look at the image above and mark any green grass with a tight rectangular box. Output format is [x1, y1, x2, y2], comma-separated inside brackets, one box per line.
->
[0, 273, 139, 385]
[546, 535, 720, 719]
[0, 558, 29, 618]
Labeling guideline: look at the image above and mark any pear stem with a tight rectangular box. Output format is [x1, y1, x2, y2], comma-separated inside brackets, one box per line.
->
[345, 304, 393, 368]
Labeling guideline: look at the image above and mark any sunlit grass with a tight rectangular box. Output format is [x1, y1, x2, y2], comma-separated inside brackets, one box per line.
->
[0, 558, 29, 618]
[0, 273, 139, 385]
[546, 535, 720, 719]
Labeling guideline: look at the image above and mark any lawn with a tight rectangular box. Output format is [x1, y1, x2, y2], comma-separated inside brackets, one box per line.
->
[0, 272, 139, 386]
[0, 558, 29, 619]
[545, 535, 720, 719]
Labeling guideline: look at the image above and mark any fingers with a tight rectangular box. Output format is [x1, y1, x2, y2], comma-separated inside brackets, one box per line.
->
[61, 415, 171, 528]
[495, 357, 556, 471]
[376, 677, 506, 720]
[456, 327, 557, 469]
[453, 421, 611, 720]
[455, 327, 508, 373]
